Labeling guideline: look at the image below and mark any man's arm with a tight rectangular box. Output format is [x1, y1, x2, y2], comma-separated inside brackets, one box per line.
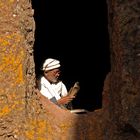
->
[57, 82, 80, 105]
[57, 95, 75, 105]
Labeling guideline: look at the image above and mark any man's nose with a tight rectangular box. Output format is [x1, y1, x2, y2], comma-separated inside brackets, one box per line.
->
[56, 73, 60, 77]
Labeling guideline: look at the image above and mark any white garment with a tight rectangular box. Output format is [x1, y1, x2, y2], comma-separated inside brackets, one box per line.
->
[39, 76, 68, 100]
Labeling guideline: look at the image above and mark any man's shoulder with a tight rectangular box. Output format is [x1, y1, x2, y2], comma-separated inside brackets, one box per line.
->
[40, 76, 50, 85]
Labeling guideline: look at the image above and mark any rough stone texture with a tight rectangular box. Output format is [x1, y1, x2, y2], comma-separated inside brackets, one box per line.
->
[0, 0, 35, 139]
[106, 0, 140, 139]
[33, 90, 104, 140]
[0, 0, 140, 140]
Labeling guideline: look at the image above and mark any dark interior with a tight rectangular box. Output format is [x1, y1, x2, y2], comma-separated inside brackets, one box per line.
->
[32, 0, 110, 111]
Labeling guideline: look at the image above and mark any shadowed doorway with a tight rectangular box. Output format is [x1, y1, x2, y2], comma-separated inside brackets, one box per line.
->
[32, 0, 110, 111]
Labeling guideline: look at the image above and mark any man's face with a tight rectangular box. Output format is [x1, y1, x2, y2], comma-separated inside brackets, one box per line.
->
[44, 68, 61, 83]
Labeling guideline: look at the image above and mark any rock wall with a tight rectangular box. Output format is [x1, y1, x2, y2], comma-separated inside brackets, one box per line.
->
[0, 0, 35, 139]
[106, 0, 140, 139]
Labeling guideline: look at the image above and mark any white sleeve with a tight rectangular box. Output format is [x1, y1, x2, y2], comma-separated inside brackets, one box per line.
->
[40, 84, 54, 100]
[61, 82, 68, 97]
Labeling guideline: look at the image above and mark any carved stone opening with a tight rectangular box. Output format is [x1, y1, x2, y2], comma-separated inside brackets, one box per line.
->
[1, 0, 140, 139]
[32, 0, 110, 112]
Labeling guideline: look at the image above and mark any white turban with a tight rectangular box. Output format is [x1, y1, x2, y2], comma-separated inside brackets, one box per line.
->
[42, 58, 61, 71]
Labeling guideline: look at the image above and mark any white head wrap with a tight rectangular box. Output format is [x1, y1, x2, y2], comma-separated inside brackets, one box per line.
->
[42, 58, 60, 71]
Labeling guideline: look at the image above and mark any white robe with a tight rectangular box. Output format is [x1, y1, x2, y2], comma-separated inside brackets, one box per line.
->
[39, 76, 68, 100]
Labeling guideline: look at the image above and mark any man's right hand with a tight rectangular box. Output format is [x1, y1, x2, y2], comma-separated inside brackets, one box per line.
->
[57, 95, 75, 105]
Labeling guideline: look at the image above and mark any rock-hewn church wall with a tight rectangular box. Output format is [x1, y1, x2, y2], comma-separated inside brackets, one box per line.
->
[106, 0, 140, 139]
[0, 0, 36, 139]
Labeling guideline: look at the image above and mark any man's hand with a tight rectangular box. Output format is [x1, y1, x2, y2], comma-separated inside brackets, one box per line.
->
[57, 95, 75, 105]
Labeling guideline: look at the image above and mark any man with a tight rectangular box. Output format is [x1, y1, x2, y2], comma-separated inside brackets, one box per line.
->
[38, 58, 76, 108]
